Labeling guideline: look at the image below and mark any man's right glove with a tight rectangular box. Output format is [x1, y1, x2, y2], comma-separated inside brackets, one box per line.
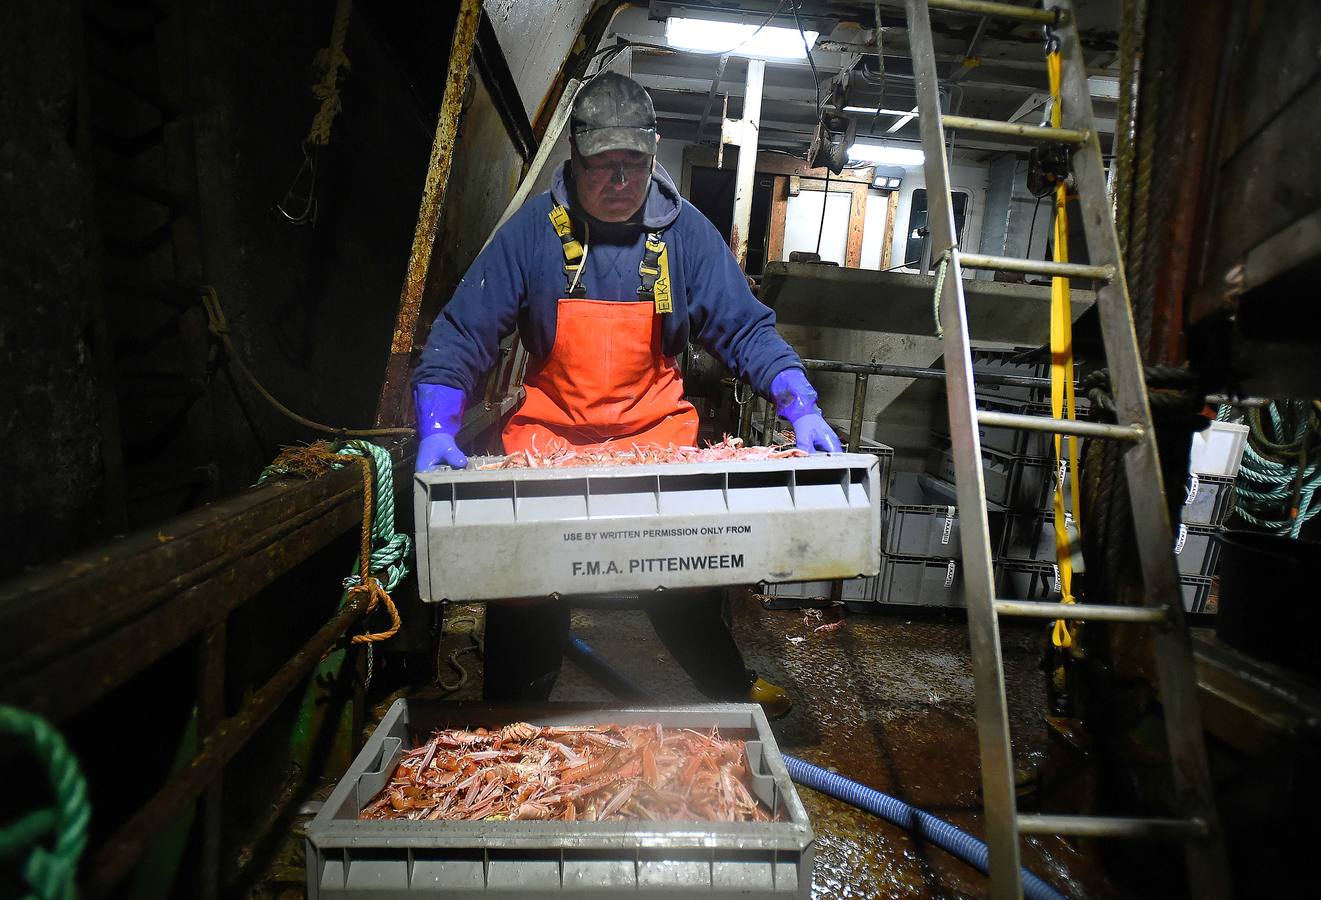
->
[414, 383, 469, 472]
[770, 368, 843, 454]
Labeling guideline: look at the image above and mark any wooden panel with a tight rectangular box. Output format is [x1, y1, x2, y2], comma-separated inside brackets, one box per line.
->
[766, 176, 789, 264]
[881, 189, 900, 269]
[844, 183, 867, 269]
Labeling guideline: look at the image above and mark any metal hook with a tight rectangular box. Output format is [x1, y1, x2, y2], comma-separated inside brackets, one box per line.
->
[1042, 7, 1062, 56]
[275, 146, 319, 226]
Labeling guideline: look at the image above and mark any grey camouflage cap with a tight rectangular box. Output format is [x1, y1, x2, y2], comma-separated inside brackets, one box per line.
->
[570, 72, 658, 157]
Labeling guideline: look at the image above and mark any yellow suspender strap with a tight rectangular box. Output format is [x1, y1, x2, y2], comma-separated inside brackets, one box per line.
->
[548, 204, 586, 291]
[639, 235, 673, 314]
[1047, 49, 1083, 649]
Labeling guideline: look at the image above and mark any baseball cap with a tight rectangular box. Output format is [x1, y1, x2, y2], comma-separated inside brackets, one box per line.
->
[570, 72, 658, 157]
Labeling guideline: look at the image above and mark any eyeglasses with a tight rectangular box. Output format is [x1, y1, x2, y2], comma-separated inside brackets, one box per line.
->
[576, 157, 653, 182]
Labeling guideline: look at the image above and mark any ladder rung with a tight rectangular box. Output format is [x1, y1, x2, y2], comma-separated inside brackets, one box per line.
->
[957, 252, 1114, 281]
[942, 115, 1088, 145]
[975, 410, 1143, 442]
[994, 600, 1167, 624]
[928, 0, 1059, 25]
[1017, 814, 1209, 839]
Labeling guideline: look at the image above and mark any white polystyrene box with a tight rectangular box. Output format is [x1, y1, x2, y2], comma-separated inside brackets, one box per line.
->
[1188, 420, 1249, 478]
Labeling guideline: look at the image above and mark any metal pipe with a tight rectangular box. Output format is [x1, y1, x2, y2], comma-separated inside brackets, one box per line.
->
[87, 594, 369, 894]
[800, 357, 1055, 391]
[976, 410, 1143, 442]
[483, 79, 580, 251]
[958, 251, 1114, 281]
[728, 57, 765, 269]
[1016, 814, 1207, 839]
[848, 374, 869, 452]
[942, 115, 1088, 144]
[926, 0, 1058, 24]
[993, 600, 1167, 623]
[694, 54, 729, 144]
[374, 0, 482, 427]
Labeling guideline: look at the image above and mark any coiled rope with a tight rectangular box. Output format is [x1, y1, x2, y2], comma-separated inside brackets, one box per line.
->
[0, 706, 89, 900]
[1220, 401, 1321, 538]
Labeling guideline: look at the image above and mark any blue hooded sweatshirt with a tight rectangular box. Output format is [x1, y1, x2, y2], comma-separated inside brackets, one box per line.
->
[412, 161, 804, 399]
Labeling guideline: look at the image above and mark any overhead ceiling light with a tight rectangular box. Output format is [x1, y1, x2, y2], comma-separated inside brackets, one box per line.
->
[844, 105, 923, 118]
[847, 142, 925, 166]
[664, 17, 818, 60]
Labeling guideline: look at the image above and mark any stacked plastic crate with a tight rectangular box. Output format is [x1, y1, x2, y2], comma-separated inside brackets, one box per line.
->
[900, 349, 1066, 608]
[1177, 421, 1245, 613]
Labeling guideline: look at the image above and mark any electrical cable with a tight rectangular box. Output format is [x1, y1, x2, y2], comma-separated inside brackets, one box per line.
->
[789, 0, 823, 113]
[814, 168, 831, 256]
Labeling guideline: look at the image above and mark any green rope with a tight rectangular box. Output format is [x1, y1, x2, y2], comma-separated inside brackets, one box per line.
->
[258, 440, 412, 592]
[932, 248, 951, 339]
[0, 706, 89, 900]
[1220, 402, 1321, 537]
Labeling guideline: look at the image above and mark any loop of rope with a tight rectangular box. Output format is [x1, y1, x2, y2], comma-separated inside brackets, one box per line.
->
[0, 705, 89, 900]
[201, 287, 413, 438]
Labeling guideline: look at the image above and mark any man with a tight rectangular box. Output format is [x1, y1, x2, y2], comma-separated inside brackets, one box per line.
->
[411, 72, 840, 714]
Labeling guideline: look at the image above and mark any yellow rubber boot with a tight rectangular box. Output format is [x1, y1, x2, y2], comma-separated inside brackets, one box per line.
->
[747, 676, 793, 719]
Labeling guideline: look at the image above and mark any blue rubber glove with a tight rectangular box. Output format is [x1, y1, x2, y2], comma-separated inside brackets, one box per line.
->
[414, 383, 469, 472]
[771, 368, 843, 454]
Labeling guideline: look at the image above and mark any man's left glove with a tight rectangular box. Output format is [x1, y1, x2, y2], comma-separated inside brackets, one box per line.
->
[414, 383, 469, 472]
[770, 368, 843, 454]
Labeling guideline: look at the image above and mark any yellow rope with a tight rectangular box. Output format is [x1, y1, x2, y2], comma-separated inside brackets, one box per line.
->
[307, 0, 353, 147]
[1047, 49, 1083, 649]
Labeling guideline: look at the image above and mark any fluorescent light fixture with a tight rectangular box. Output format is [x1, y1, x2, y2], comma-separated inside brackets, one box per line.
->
[847, 142, 925, 166]
[665, 16, 818, 60]
[844, 105, 922, 118]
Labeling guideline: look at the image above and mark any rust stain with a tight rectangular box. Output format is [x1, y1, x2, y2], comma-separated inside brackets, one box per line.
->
[375, 0, 481, 427]
[388, 0, 481, 358]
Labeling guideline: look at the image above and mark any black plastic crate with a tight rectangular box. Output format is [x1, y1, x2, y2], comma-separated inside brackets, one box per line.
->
[1181, 575, 1213, 613]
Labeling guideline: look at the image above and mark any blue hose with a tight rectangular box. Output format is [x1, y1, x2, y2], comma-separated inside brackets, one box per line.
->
[781, 754, 1066, 900]
[566, 632, 1065, 899]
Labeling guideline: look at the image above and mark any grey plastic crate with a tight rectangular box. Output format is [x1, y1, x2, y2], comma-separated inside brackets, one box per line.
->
[759, 575, 880, 603]
[306, 700, 814, 898]
[880, 555, 966, 607]
[1003, 513, 1054, 561]
[925, 438, 1017, 508]
[996, 559, 1061, 600]
[1022, 400, 1092, 459]
[1174, 523, 1221, 576]
[967, 347, 1049, 402]
[856, 439, 895, 501]
[1182, 473, 1235, 526]
[935, 394, 1033, 457]
[415, 454, 883, 603]
[1181, 575, 1213, 613]
[885, 473, 1007, 559]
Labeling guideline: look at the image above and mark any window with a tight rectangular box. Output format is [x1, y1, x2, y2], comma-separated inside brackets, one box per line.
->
[903, 189, 970, 269]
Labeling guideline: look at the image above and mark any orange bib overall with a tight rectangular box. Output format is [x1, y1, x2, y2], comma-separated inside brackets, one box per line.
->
[502, 297, 698, 454]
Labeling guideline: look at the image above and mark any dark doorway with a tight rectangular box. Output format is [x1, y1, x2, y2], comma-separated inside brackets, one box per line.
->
[686, 166, 775, 276]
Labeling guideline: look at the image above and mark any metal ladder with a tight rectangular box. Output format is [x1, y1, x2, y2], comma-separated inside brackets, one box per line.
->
[903, 1, 1228, 896]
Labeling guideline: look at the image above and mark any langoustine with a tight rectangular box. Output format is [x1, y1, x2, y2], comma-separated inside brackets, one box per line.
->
[358, 722, 778, 823]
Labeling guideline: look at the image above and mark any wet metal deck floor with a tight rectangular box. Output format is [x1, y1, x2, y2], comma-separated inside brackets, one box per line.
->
[555, 597, 1124, 899]
[263, 596, 1129, 897]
